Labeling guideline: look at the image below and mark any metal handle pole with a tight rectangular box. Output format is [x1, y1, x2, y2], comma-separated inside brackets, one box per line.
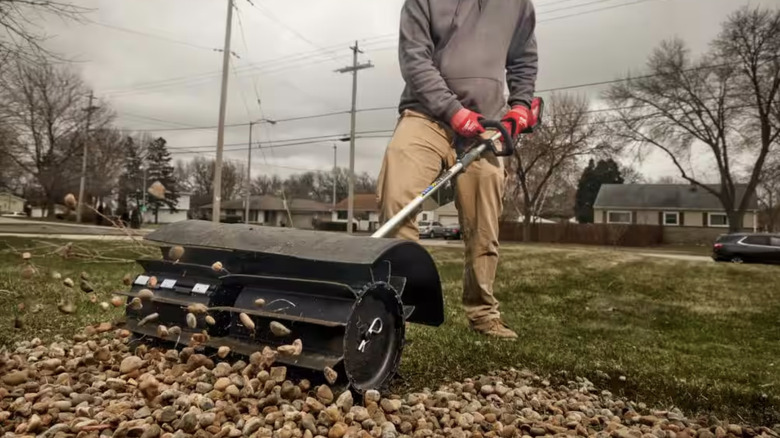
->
[371, 130, 502, 239]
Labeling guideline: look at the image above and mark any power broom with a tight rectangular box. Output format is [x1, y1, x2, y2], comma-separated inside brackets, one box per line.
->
[119, 97, 544, 394]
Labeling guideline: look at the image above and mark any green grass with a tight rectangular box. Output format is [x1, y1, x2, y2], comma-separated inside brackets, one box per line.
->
[1, 237, 778, 425]
[400, 244, 780, 425]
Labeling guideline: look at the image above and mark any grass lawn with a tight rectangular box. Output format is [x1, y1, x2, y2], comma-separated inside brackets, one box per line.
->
[1, 236, 778, 425]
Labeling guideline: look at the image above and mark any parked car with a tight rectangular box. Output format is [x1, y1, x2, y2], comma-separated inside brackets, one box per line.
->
[712, 232, 780, 264]
[418, 221, 444, 238]
[441, 224, 461, 240]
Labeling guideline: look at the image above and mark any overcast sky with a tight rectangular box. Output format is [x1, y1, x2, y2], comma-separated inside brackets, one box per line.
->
[37, 0, 777, 182]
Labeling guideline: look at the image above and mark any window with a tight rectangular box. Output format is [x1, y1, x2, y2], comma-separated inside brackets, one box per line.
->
[770, 237, 780, 247]
[337, 211, 347, 220]
[421, 213, 428, 221]
[663, 212, 679, 226]
[743, 235, 771, 246]
[607, 211, 631, 224]
[708, 213, 729, 227]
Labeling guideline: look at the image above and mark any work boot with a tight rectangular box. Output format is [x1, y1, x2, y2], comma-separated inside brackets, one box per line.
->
[469, 318, 518, 339]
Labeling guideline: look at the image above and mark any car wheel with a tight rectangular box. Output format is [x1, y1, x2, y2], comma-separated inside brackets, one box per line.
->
[731, 257, 743, 263]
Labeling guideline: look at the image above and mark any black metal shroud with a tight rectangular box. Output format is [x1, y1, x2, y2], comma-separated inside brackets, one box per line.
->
[123, 220, 444, 391]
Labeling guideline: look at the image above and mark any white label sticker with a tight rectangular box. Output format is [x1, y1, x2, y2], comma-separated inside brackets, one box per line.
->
[160, 279, 177, 289]
[192, 283, 209, 294]
[134, 275, 149, 285]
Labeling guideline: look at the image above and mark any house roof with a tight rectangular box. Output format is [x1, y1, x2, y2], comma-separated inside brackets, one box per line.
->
[200, 195, 331, 212]
[333, 194, 439, 212]
[593, 184, 759, 211]
[0, 192, 25, 202]
[436, 201, 458, 215]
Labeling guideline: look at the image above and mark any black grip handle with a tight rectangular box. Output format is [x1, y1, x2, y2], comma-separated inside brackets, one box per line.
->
[480, 119, 515, 157]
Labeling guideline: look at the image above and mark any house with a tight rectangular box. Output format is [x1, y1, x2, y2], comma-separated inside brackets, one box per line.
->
[331, 194, 439, 232]
[143, 192, 192, 224]
[200, 195, 331, 229]
[415, 197, 440, 223]
[332, 194, 380, 232]
[0, 192, 25, 214]
[435, 202, 459, 226]
[593, 183, 759, 244]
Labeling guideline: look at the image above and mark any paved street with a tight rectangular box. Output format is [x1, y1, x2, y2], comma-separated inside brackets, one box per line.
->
[0, 218, 713, 263]
[0, 217, 151, 238]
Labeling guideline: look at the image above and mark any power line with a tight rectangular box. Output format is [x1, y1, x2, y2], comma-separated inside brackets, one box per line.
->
[97, 0, 655, 97]
[243, 0, 342, 65]
[538, 0, 661, 23]
[117, 58, 742, 133]
[85, 18, 221, 52]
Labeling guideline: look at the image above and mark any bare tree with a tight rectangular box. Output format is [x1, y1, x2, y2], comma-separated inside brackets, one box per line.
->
[758, 157, 780, 231]
[0, 57, 113, 217]
[0, 0, 87, 63]
[182, 156, 245, 209]
[504, 92, 615, 240]
[83, 127, 127, 205]
[604, 6, 779, 232]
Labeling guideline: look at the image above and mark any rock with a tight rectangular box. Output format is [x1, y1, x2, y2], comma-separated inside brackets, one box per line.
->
[698, 430, 715, 438]
[214, 378, 231, 392]
[141, 424, 162, 438]
[380, 399, 401, 413]
[381, 422, 398, 438]
[270, 321, 291, 337]
[301, 413, 317, 432]
[120, 356, 143, 374]
[337, 391, 354, 412]
[317, 385, 335, 404]
[727, 425, 742, 436]
[225, 385, 240, 397]
[270, 366, 287, 383]
[2, 370, 29, 386]
[324, 367, 338, 385]
[351, 406, 370, 422]
[135, 406, 152, 419]
[328, 422, 348, 438]
[197, 382, 214, 394]
[365, 390, 381, 404]
[199, 413, 216, 428]
[242, 418, 262, 436]
[158, 406, 178, 423]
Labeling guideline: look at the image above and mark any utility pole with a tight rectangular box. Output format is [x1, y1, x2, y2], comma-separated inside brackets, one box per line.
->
[332, 144, 337, 209]
[335, 41, 373, 234]
[244, 121, 254, 224]
[212, 0, 234, 223]
[77, 91, 98, 223]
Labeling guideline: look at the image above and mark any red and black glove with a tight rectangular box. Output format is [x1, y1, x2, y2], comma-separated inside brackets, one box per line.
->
[501, 104, 533, 138]
[449, 108, 485, 138]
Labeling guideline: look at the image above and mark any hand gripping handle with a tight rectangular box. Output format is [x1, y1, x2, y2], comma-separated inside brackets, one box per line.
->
[479, 119, 515, 157]
[478, 97, 545, 157]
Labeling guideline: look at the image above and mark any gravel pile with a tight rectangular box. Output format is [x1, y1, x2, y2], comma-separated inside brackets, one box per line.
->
[1, 323, 778, 438]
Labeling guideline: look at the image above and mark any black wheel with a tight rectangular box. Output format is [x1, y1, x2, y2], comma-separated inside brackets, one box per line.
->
[343, 282, 405, 394]
[731, 256, 743, 263]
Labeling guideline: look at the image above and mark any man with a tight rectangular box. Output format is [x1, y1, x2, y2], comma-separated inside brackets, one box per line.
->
[376, 0, 539, 339]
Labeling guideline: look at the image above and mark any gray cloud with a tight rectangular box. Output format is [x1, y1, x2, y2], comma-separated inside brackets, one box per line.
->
[35, 0, 775, 181]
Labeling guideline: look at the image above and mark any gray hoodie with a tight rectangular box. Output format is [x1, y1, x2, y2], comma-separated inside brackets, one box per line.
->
[397, 0, 538, 123]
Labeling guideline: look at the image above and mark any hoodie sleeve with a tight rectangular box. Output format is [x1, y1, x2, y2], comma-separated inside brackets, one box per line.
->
[398, 0, 463, 121]
[506, 1, 538, 109]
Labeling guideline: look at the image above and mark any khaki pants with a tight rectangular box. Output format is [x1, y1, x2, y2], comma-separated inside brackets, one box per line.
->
[376, 109, 505, 325]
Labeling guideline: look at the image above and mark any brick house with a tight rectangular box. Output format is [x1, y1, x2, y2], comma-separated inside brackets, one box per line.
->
[593, 183, 758, 244]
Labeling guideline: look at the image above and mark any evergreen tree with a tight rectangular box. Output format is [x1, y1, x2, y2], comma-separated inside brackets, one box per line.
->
[145, 137, 179, 223]
[574, 158, 624, 223]
[117, 137, 144, 215]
